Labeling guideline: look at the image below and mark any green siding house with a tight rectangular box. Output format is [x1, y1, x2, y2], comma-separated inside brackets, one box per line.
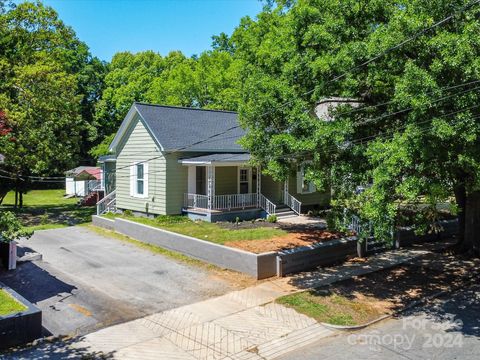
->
[97, 102, 330, 222]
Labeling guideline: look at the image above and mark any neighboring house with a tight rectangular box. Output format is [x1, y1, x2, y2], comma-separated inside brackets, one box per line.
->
[65, 166, 103, 197]
[98, 102, 330, 221]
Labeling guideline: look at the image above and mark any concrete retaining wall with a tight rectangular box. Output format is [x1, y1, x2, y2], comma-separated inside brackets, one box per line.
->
[0, 284, 42, 350]
[277, 237, 358, 277]
[92, 216, 277, 279]
[92, 216, 458, 279]
[91, 215, 115, 231]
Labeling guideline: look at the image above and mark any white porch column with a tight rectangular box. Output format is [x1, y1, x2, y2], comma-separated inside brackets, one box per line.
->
[207, 165, 215, 210]
[256, 165, 261, 207]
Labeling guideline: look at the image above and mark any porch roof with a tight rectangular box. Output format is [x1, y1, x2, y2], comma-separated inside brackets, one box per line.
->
[179, 153, 251, 166]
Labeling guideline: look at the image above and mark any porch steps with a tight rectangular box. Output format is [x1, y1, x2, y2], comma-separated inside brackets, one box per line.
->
[275, 205, 298, 219]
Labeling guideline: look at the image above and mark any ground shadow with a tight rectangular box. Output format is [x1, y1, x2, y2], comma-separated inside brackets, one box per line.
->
[286, 249, 480, 337]
[0, 261, 76, 304]
[0, 336, 115, 359]
[398, 283, 480, 338]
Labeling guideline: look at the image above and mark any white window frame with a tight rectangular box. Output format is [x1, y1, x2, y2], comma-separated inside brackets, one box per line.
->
[237, 167, 251, 194]
[130, 161, 149, 198]
[297, 164, 315, 194]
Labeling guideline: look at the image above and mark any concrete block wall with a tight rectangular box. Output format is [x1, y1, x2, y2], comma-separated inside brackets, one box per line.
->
[92, 216, 277, 279]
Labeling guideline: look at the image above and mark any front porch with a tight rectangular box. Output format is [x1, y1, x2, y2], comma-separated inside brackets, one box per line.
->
[179, 153, 296, 222]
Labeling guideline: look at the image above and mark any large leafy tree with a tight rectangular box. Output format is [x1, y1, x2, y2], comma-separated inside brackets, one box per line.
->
[92, 49, 241, 157]
[236, 0, 480, 254]
[0, 1, 104, 205]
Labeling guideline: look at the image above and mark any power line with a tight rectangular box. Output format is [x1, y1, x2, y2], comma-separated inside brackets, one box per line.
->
[333, 79, 480, 118]
[255, 0, 480, 119]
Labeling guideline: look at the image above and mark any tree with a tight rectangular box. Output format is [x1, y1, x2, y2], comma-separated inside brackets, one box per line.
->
[0, 1, 105, 172]
[0, 57, 85, 206]
[235, 0, 480, 254]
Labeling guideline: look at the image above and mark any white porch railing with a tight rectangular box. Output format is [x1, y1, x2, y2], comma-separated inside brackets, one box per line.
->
[214, 193, 258, 211]
[284, 192, 302, 215]
[258, 194, 276, 215]
[184, 193, 269, 212]
[97, 190, 116, 215]
[184, 193, 209, 209]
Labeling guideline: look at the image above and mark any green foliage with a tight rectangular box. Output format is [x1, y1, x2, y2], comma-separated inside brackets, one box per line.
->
[94, 49, 242, 147]
[267, 214, 278, 223]
[0, 211, 32, 243]
[235, 0, 480, 244]
[0, 1, 106, 193]
[89, 132, 115, 158]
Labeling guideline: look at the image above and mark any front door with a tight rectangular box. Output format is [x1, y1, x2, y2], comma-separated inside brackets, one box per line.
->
[196, 166, 206, 195]
[239, 168, 250, 194]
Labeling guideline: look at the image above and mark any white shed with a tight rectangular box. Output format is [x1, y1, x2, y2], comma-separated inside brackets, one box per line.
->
[65, 166, 102, 197]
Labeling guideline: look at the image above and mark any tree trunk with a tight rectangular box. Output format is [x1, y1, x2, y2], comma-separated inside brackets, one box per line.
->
[465, 190, 480, 256]
[19, 191, 23, 208]
[454, 184, 466, 245]
[14, 184, 18, 209]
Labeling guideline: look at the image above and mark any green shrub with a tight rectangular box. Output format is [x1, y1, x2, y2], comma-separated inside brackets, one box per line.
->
[123, 209, 133, 217]
[267, 215, 277, 223]
[0, 211, 33, 243]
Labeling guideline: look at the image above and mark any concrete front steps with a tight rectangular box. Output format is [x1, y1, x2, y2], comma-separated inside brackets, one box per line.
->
[275, 205, 298, 220]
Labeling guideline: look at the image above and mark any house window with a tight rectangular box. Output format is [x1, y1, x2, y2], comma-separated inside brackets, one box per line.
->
[136, 164, 144, 195]
[297, 165, 315, 194]
[130, 162, 148, 198]
[239, 168, 249, 194]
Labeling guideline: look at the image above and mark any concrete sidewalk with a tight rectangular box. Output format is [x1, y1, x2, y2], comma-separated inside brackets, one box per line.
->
[4, 247, 431, 360]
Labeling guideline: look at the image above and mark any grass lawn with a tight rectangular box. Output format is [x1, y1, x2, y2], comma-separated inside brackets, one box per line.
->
[277, 290, 390, 326]
[0, 289, 27, 316]
[1, 189, 95, 229]
[105, 213, 286, 245]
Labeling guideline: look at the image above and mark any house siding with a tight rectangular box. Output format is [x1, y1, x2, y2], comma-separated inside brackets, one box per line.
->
[288, 173, 330, 209]
[165, 152, 189, 215]
[215, 166, 237, 195]
[116, 115, 167, 215]
[261, 174, 283, 204]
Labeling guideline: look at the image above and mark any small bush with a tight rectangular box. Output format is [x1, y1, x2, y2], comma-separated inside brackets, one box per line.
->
[123, 209, 133, 217]
[267, 215, 277, 223]
[39, 212, 49, 225]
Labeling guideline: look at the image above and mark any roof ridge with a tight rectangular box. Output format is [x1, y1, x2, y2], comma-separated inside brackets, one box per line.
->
[134, 102, 238, 114]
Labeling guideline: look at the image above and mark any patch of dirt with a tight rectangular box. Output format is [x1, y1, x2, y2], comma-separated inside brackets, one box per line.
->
[325, 252, 480, 313]
[225, 229, 342, 253]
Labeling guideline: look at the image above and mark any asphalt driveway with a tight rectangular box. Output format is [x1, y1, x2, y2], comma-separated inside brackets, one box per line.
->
[0, 226, 233, 337]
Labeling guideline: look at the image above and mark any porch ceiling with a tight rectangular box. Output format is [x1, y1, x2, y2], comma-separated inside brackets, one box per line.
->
[179, 153, 251, 166]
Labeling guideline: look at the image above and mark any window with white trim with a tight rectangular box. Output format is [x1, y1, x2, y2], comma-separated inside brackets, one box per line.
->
[130, 162, 148, 198]
[297, 164, 315, 194]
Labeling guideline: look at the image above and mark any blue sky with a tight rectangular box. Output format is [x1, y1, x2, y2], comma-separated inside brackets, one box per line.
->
[36, 0, 264, 61]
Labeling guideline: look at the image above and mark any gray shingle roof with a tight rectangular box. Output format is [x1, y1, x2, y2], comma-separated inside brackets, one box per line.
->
[135, 103, 245, 152]
[179, 153, 251, 164]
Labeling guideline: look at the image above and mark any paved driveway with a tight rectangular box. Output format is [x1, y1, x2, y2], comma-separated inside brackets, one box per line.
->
[279, 283, 480, 360]
[0, 226, 233, 337]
